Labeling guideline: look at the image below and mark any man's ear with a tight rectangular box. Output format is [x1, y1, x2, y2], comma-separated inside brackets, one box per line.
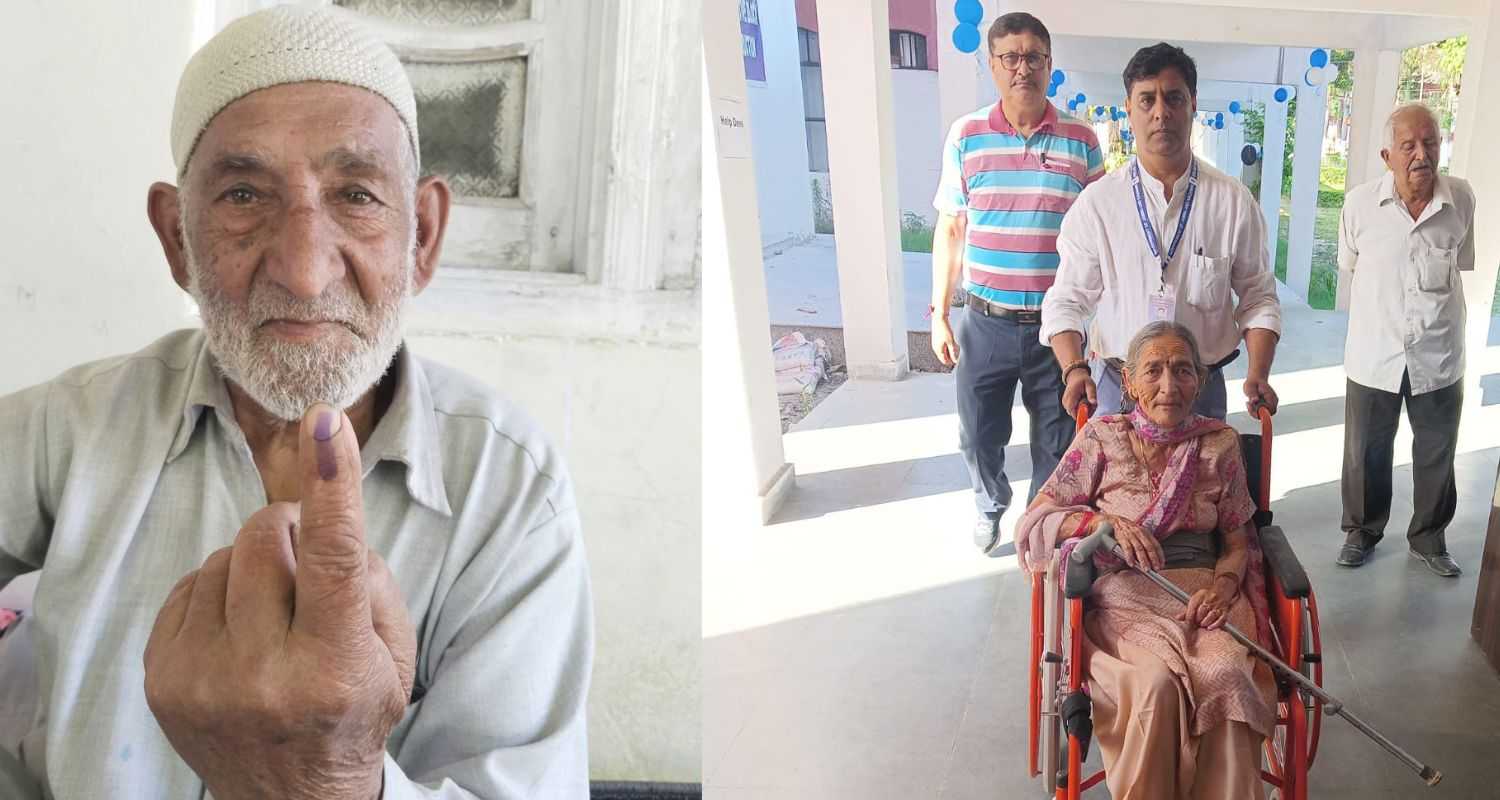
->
[409, 175, 451, 296]
[147, 182, 190, 292]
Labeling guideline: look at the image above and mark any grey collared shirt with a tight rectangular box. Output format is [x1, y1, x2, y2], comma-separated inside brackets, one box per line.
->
[0, 329, 592, 799]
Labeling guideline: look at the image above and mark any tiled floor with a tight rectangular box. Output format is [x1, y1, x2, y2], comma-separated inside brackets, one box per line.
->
[704, 303, 1500, 798]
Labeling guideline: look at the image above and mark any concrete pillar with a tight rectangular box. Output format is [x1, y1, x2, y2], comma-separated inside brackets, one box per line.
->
[1345, 47, 1401, 193]
[936, 0, 983, 136]
[1453, 8, 1500, 405]
[816, 0, 910, 379]
[1226, 117, 1246, 183]
[1286, 50, 1329, 303]
[703, 0, 796, 522]
[1259, 91, 1289, 276]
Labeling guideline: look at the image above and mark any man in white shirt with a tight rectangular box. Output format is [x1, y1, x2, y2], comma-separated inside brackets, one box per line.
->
[1041, 43, 1282, 420]
[1334, 103, 1476, 577]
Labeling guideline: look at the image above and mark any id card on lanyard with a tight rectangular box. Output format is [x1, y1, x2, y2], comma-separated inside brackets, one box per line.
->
[1130, 158, 1198, 322]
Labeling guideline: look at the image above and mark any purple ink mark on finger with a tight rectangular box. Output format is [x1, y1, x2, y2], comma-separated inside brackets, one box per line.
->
[314, 409, 338, 479]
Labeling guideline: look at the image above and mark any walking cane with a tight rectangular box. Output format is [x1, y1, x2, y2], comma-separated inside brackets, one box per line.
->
[1070, 523, 1443, 787]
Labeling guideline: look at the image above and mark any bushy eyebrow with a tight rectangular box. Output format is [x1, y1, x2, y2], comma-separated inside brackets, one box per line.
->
[318, 146, 397, 182]
[202, 152, 275, 184]
[198, 147, 396, 185]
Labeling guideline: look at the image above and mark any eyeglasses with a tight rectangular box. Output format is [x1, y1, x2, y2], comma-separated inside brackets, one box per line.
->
[995, 51, 1049, 71]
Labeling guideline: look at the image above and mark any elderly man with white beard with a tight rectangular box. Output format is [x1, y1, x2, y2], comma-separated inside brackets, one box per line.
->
[0, 6, 590, 799]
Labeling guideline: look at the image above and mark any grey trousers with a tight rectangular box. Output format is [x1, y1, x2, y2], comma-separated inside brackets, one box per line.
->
[1341, 374, 1462, 555]
[954, 307, 1074, 519]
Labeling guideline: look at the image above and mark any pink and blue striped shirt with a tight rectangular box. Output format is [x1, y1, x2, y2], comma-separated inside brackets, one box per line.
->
[934, 101, 1104, 310]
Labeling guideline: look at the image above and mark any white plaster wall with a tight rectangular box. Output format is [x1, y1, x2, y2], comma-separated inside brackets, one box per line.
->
[0, 0, 199, 389]
[892, 69, 944, 225]
[0, 0, 700, 785]
[747, 0, 817, 248]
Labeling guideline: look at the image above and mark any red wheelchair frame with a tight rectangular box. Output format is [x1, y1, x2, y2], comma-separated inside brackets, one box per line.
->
[1026, 405, 1325, 799]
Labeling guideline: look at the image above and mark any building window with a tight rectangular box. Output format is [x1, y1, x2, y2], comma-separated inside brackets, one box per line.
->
[328, 0, 600, 275]
[798, 27, 820, 66]
[798, 28, 829, 172]
[890, 30, 927, 70]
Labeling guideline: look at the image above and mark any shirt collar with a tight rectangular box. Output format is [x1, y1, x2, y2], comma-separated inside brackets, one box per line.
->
[166, 332, 453, 517]
[1134, 155, 1196, 204]
[1377, 170, 1452, 215]
[988, 99, 1058, 136]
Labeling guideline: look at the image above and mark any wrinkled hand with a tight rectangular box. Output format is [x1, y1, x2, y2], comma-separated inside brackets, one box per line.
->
[931, 318, 959, 366]
[1177, 577, 1238, 630]
[144, 404, 417, 800]
[1243, 377, 1278, 416]
[1109, 516, 1164, 572]
[1062, 370, 1097, 417]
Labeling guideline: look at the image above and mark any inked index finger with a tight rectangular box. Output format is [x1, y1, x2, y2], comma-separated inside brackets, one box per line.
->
[292, 403, 370, 641]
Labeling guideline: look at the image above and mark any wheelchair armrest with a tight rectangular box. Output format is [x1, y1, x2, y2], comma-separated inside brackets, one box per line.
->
[1257, 525, 1310, 599]
[1063, 547, 1097, 599]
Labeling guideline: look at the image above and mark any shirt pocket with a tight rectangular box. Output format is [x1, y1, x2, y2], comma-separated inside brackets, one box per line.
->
[1184, 254, 1232, 309]
[1416, 246, 1456, 291]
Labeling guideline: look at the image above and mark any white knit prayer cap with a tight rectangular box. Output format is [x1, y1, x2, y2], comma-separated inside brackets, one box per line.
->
[170, 4, 419, 178]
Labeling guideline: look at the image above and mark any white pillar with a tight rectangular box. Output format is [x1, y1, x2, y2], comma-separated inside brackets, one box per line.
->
[703, 0, 796, 522]
[1449, 13, 1490, 178]
[1454, 8, 1500, 408]
[1345, 47, 1401, 193]
[936, 0, 983, 136]
[1259, 91, 1289, 276]
[816, 0, 910, 380]
[1226, 117, 1246, 183]
[1286, 51, 1329, 303]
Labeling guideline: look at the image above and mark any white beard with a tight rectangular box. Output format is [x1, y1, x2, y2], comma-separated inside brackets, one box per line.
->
[185, 245, 412, 422]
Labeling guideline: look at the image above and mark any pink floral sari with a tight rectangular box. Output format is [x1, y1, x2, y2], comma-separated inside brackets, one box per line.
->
[1014, 407, 1277, 737]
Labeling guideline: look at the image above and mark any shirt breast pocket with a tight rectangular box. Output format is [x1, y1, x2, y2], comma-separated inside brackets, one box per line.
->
[1417, 246, 1456, 292]
[1185, 254, 1231, 309]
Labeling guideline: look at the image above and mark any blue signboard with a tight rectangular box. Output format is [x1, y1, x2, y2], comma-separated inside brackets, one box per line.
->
[741, 0, 766, 82]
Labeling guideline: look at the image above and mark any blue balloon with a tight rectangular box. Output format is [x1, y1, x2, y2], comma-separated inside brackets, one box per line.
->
[1309, 48, 1328, 68]
[1051, 69, 1065, 86]
[1215, 112, 1224, 123]
[1274, 87, 1289, 102]
[1047, 84, 1058, 97]
[1075, 92, 1085, 104]
[954, 0, 984, 26]
[1215, 118, 1224, 130]
[1228, 100, 1242, 114]
[952, 24, 980, 54]
[1067, 99, 1078, 111]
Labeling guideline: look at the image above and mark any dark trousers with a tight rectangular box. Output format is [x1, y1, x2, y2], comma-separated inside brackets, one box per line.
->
[955, 307, 1073, 518]
[1341, 373, 1462, 555]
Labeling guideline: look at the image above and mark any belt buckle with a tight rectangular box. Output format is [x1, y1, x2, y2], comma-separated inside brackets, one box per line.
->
[1016, 309, 1041, 325]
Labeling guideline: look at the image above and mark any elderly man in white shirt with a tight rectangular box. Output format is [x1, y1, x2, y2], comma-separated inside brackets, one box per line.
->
[1042, 43, 1282, 420]
[1334, 103, 1476, 577]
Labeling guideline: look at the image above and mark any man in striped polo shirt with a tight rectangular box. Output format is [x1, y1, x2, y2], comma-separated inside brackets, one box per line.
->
[931, 12, 1104, 556]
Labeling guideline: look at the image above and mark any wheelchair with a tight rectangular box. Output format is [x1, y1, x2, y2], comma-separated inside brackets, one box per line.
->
[1026, 406, 1325, 799]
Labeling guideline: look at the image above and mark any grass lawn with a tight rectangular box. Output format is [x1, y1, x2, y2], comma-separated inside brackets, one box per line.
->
[1275, 195, 1340, 310]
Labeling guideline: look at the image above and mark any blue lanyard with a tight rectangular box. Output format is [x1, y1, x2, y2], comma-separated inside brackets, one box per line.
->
[1129, 158, 1199, 281]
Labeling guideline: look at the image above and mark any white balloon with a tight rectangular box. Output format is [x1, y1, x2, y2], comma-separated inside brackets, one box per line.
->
[1304, 66, 1325, 86]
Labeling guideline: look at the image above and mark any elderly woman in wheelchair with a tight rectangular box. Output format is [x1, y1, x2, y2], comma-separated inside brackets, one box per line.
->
[1016, 321, 1277, 800]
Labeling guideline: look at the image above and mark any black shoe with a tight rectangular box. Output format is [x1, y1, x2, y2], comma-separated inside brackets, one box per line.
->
[973, 516, 1000, 554]
[1409, 549, 1462, 577]
[1336, 542, 1372, 567]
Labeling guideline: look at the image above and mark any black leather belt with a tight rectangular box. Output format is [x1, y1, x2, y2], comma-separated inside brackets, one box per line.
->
[964, 293, 1041, 325]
